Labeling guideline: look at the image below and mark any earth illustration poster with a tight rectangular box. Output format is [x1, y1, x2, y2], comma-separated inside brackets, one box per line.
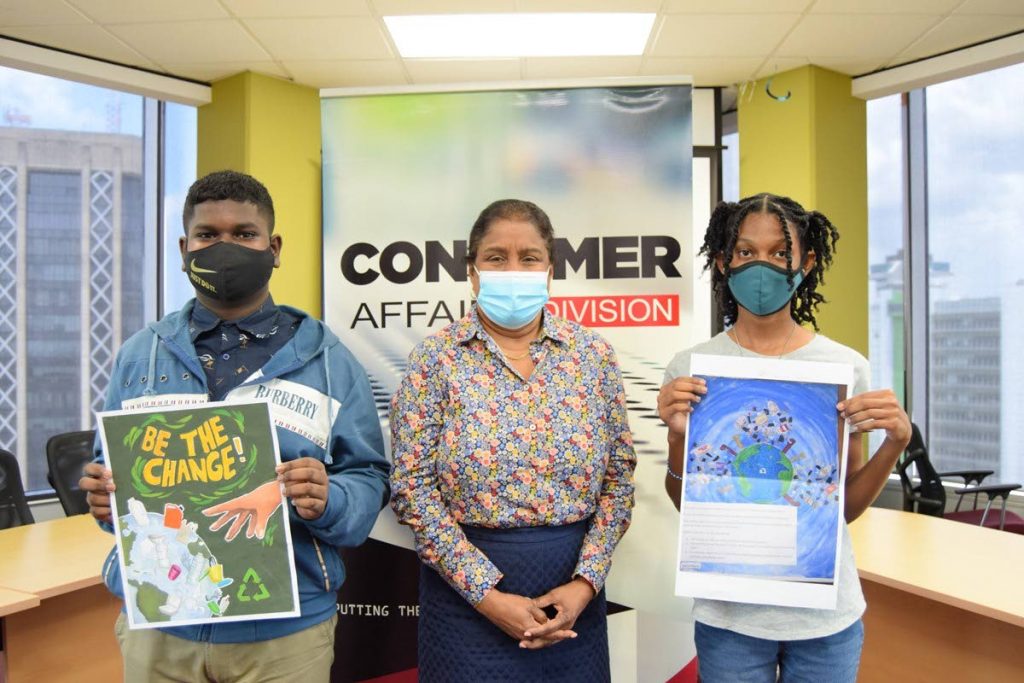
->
[97, 400, 300, 629]
[675, 354, 853, 609]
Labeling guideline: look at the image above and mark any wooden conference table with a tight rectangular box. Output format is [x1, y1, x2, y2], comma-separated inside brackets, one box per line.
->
[2, 508, 1023, 681]
[850, 507, 1024, 681]
[0, 514, 120, 682]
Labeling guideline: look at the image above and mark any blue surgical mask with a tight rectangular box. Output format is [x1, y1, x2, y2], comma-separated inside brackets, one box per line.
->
[727, 261, 804, 316]
[475, 269, 550, 329]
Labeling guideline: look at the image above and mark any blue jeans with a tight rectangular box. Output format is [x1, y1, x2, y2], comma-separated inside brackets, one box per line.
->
[694, 619, 864, 683]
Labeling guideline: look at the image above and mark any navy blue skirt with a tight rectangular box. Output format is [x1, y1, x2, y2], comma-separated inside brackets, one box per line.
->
[418, 520, 610, 683]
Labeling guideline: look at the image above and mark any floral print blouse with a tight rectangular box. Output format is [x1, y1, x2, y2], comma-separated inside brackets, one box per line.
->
[389, 309, 636, 604]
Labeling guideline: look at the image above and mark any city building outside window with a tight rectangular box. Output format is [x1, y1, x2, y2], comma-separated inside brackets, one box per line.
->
[925, 61, 1024, 483]
[721, 128, 738, 203]
[868, 61, 1024, 483]
[867, 94, 904, 457]
[0, 64, 195, 494]
[162, 102, 198, 314]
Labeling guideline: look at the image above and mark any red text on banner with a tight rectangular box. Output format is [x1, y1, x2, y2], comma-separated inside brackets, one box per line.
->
[547, 294, 679, 327]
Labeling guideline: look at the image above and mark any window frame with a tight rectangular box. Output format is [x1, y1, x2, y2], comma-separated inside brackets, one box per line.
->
[0, 64, 186, 499]
[878, 67, 1024, 492]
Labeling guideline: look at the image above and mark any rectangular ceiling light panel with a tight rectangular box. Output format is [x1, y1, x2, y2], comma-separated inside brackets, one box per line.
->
[384, 13, 656, 58]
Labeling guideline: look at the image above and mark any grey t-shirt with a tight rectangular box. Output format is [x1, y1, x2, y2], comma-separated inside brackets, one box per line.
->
[663, 330, 870, 641]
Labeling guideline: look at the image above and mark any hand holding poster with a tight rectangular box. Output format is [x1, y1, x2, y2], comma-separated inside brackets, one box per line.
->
[675, 354, 853, 610]
[97, 400, 300, 629]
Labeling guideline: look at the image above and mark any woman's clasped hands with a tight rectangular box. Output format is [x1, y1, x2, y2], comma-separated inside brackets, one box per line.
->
[475, 577, 595, 650]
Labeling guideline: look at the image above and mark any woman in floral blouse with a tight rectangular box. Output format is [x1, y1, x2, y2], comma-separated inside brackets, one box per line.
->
[389, 199, 636, 682]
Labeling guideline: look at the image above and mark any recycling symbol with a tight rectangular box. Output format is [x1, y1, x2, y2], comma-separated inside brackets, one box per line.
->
[237, 568, 270, 602]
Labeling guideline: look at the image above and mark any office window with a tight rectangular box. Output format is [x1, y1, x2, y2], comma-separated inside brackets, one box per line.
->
[868, 61, 1024, 483]
[0, 64, 192, 493]
[925, 61, 1024, 482]
[24, 171, 85, 474]
[122, 173, 145, 342]
[721, 130, 738, 202]
[866, 94, 904, 455]
[162, 102, 198, 314]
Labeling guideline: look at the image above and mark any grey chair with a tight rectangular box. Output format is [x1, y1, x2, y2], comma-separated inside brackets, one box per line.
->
[0, 448, 34, 529]
[46, 430, 95, 516]
[896, 423, 1023, 534]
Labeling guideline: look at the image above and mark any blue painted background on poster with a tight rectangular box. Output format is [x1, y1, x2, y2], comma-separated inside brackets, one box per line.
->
[684, 376, 842, 581]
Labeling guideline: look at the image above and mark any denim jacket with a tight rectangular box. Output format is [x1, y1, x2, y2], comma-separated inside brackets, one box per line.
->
[95, 300, 390, 643]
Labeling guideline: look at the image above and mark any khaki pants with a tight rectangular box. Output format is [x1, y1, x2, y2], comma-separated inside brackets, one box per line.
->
[115, 613, 337, 683]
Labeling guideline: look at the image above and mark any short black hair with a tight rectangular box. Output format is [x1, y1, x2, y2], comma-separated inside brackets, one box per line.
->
[700, 193, 840, 330]
[466, 199, 555, 263]
[182, 170, 275, 233]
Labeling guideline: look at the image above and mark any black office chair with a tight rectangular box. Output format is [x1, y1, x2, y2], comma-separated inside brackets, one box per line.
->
[46, 430, 95, 516]
[0, 448, 34, 529]
[896, 423, 1024, 534]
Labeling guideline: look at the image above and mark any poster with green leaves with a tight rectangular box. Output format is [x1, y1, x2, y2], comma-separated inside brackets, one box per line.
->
[98, 400, 300, 630]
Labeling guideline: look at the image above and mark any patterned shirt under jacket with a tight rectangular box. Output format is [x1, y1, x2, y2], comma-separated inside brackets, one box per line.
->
[389, 309, 636, 605]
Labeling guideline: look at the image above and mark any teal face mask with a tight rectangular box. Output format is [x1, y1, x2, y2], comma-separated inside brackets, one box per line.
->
[727, 261, 804, 316]
[475, 270, 550, 329]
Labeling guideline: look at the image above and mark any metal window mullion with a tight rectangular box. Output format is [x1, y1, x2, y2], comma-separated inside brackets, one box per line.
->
[902, 89, 929, 439]
[88, 170, 115, 416]
[144, 98, 161, 323]
[80, 164, 92, 428]
[709, 86, 724, 336]
[15, 148, 28, 470]
[112, 154, 123, 350]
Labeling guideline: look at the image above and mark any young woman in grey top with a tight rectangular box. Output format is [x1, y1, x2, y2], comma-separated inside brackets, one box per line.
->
[658, 193, 911, 682]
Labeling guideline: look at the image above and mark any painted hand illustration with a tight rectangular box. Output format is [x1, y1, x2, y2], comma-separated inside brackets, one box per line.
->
[202, 480, 283, 542]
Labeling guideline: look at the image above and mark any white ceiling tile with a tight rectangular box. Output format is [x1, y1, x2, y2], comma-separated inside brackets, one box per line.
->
[751, 57, 811, 79]
[106, 19, 270, 64]
[220, 0, 371, 18]
[404, 58, 521, 83]
[282, 59, 407, 88]
[809, 0, 960, 13]
[955, 0, 1024, 14]
[0, 0, 89, 26]
[641, 56, 764, 86]
[663, 1, 811, 13]
[243, 17, 393, 60]
[651, 14, 801, 57]
[516, 1, 661, 11]
[892, 14, 1024, 63]
[776, 14, 940, 59]
[523, 56, 641, 79]
[160, 61, 290, 83]
[372, 1, 516, 15]
[3, 0, 1017, 95]
[1, 23, 156, 67]
[67, 0, 228, 23]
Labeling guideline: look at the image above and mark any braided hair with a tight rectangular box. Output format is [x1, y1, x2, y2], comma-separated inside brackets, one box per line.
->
[699, 193, 840, 329]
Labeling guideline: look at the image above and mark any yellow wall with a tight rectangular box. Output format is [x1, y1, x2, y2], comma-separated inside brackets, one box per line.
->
[738, 65, 868, 356]
[197, 72, 322, 316]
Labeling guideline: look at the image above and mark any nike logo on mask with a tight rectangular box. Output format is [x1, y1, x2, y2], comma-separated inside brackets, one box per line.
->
[190, 260, 217, 275]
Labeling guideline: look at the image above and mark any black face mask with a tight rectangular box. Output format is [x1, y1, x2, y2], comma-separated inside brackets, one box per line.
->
[184, 241, 275, 304]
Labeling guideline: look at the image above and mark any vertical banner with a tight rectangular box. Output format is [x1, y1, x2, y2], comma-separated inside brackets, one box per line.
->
[323, 81, 699, 682]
